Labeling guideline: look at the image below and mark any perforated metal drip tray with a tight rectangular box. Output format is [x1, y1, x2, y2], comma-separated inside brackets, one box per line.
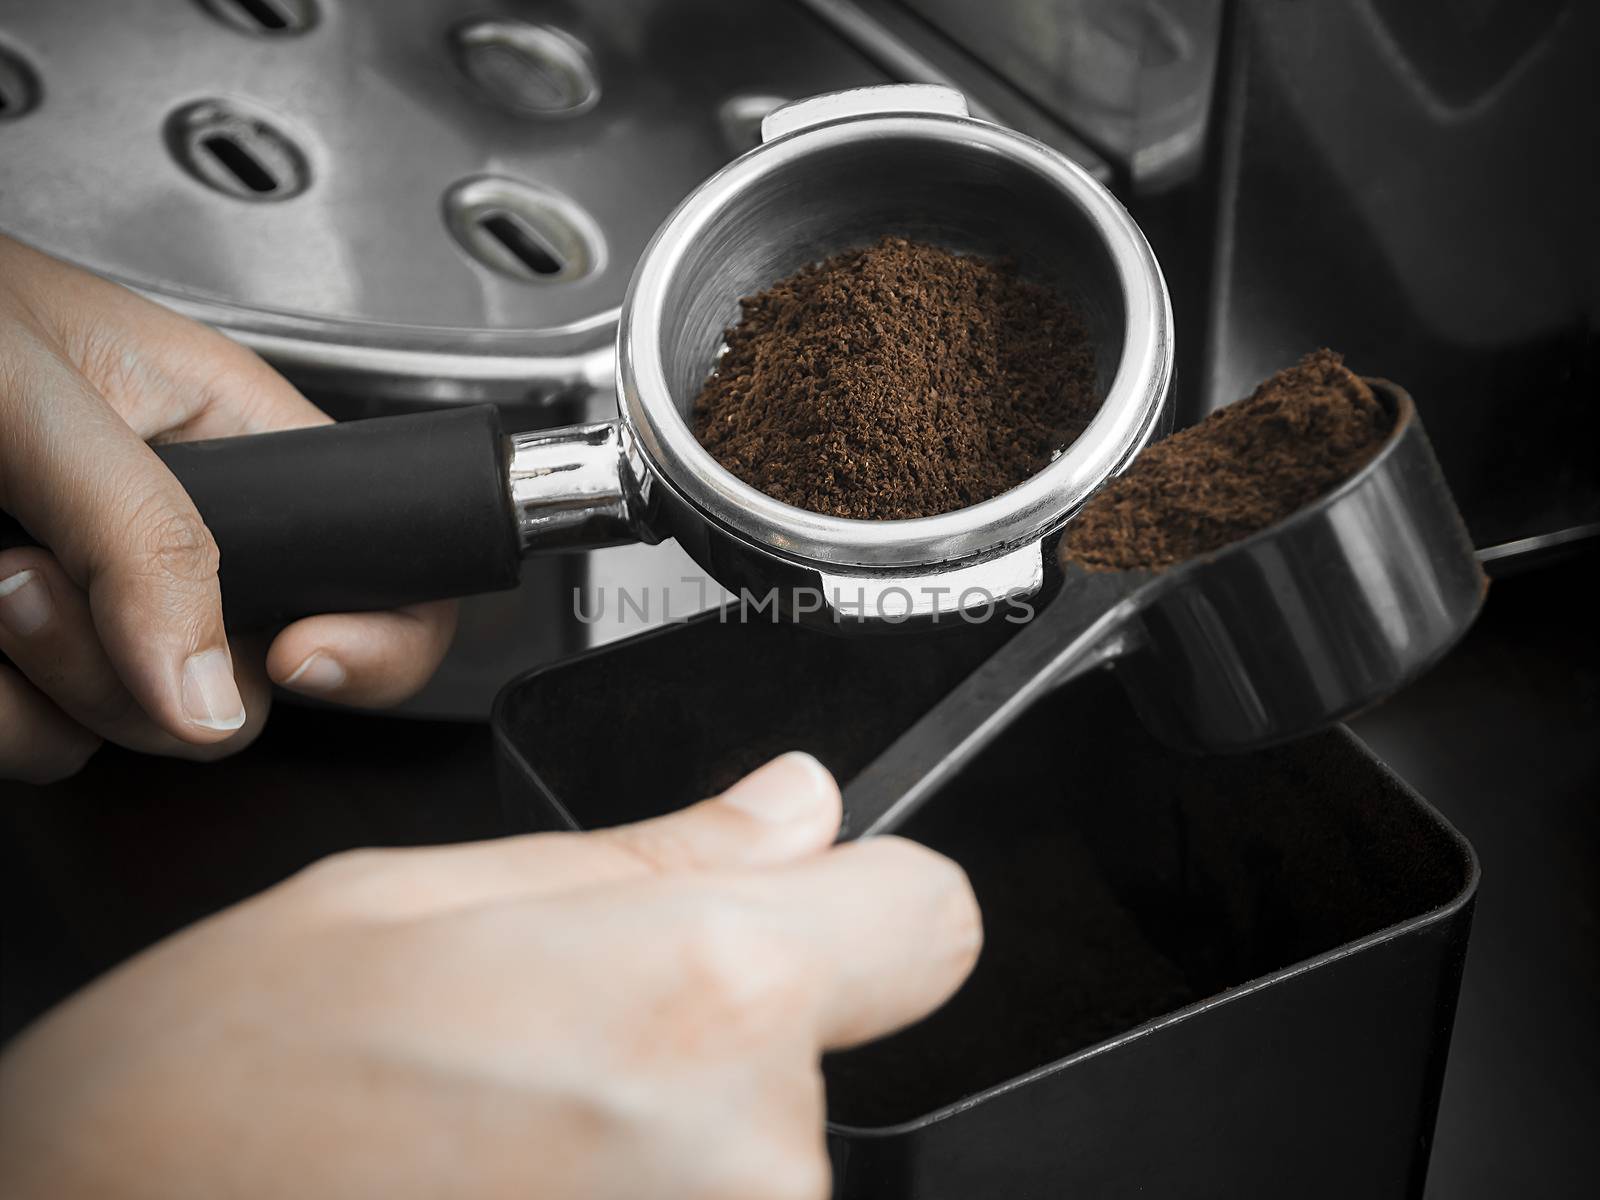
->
[494, 608, 1478, 1199]
[0, 0, 911, 398]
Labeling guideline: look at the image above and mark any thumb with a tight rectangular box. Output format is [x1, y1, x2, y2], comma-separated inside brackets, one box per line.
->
[279, 753, 844, 923]
[596, 751, 844, 872]
[0, 335, 242, 743]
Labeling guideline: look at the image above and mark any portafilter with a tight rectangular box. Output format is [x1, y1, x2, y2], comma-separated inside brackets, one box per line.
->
[2, 86, 1173, 630]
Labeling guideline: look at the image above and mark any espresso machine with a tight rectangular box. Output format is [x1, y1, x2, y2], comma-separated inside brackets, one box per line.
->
[1, 2, 1594, 1194]
[4, 0, 1587, 715]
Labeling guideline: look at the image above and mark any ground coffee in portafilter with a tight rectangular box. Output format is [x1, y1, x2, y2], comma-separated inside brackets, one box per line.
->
[692, 236, 1100, 520]
[1061, 349, 1395, 571]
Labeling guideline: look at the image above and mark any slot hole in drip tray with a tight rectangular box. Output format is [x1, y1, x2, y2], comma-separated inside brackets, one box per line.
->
[479, 212, 566, 277]
[165, 100, 310, 201]
[451, 19, 600, 117]
[202, 134, 279, 194]
[0, 44, 42, 120]
[443, 177, 604, 284]
[199, 0, 318, 36]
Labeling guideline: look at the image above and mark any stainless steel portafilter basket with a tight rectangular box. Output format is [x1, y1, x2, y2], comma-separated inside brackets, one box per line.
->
[616, 85, 1173, 621]
[0, 86, 1173, 631]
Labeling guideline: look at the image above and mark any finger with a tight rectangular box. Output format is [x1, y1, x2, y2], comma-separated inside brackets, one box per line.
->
[750, 837, 983, 1050]
[0, 664, 101, 784]
[0, 327, 245, 744]
[285, 753, 842, 921]
[0, 548, 181, 755]
[141, 319, 329, 440]
[3, 237, 328, 440]
[266, 601, 459, 708]
[0, 550, 274, 760]
[591, 751, 842, 873]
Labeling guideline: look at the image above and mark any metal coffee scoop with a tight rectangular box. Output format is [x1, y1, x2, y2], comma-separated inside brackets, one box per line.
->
[841, 380, 1487, 838]
[0, 86, 1171, 632]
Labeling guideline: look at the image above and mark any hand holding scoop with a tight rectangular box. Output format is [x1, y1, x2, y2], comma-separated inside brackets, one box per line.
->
[842, 373, 1486, 839]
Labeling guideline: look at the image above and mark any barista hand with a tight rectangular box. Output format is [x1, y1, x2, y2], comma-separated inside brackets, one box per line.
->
[0, 236, 456, 782]
[0, 753, 981, 1200]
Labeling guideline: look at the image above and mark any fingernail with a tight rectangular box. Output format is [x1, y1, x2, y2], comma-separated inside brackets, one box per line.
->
[720, 751, 838, 824]
[181, 647, 246, 732]
[282, 651, 346, 694]
[0, 569, 51, 637]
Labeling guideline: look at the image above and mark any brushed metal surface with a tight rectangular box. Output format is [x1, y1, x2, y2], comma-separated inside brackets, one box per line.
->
[0, 0, 897, 396]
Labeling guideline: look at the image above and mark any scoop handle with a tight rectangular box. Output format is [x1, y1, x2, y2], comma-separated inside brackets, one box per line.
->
[839, 568, 1150, 840]
[0, 405, 523, 632]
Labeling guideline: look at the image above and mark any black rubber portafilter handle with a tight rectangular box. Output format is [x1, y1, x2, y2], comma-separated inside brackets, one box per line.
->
[0, 405, 523, 632]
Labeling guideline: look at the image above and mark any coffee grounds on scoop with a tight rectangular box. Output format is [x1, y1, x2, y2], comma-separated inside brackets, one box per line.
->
[1061, 349, 1395, 572]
